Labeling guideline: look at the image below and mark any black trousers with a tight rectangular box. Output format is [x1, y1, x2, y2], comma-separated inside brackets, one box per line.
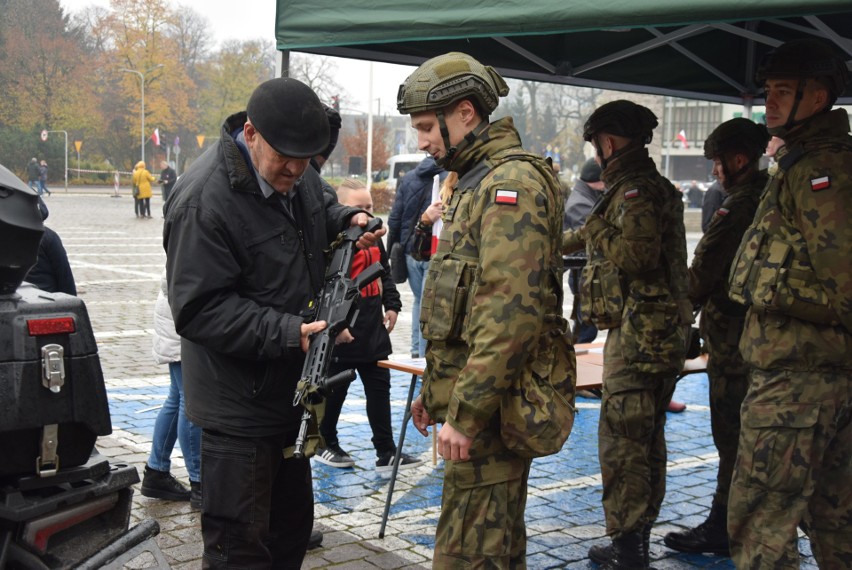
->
[134, 198, 150, 217]
[320, 361, 395, 456]
[200, 429, 312, 569]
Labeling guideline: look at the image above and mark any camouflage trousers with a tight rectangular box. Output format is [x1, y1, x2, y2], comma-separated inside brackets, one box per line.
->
[729, 367, 852, 569]
[598, 327, 678, 535]
[433, 423, 532, 569]
[702, 309, 749, 506]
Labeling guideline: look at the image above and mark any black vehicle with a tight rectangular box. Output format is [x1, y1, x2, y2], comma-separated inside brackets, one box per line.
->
[0, 164, 168, 569]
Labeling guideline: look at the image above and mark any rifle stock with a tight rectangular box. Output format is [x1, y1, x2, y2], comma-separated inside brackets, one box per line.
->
[292, 218, 385, 458]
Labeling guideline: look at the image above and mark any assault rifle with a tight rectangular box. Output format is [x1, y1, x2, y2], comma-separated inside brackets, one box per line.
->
[292, 217, 385, 458]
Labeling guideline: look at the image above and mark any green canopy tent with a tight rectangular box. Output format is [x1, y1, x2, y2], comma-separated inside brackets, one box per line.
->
[275, 0, 852, 105]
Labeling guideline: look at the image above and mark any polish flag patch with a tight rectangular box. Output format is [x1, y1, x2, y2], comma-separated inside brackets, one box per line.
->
[495, 189, 518, 205]
[624, 189, 640, 199]
[810, 176, 830, 191]
[716, 207, 730, 217]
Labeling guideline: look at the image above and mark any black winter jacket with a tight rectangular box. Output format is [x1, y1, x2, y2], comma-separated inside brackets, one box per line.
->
[163, 112, 357, 437]
[387, 157, 445, 255]
[332, 242, 402, 364]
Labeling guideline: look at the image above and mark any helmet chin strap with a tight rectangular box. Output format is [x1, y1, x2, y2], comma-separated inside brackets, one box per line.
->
[435, 112, 488, 169]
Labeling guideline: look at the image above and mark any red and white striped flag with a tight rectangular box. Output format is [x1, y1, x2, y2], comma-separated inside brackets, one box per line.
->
[677, 129, 689, 149]
[151, 128, 160, 146]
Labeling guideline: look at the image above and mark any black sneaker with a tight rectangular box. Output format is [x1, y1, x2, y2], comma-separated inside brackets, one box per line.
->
[314, 445, 355, 468]
[190, 481, 201, 510]
[140, 465, 191, 501]
[376, 451, 424, 475]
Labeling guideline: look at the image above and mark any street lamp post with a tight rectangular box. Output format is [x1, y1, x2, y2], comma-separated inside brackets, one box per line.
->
[121, 64, 163, 165]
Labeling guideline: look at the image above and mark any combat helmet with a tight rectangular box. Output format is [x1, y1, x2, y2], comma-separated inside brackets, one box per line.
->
[247, 77, 329, 158]
[704, 118, 770, 187]
[583, 100, 658, 169]
[397, 52, 509, 168]
[583, 100, 658, 144]
[397, 52, 509, 116]
[756, 38, 849, 134]
[703, 118, 770, 161]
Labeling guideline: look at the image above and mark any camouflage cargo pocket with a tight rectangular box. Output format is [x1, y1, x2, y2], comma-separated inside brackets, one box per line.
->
[421, 257, 474, 342]
[740, 402, 820, 493]
[580, 259, 623, 329]
[620, 296, 685, 374]
[500, 321, 577, 458]
[728, 227, 766, 305]
[750, 237, 792, 307]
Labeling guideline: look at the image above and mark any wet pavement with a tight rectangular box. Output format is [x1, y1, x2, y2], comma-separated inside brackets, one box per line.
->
[40, 187, 817, 568]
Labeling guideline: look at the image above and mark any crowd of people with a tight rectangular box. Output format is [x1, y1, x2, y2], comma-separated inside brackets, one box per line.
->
[21, 36, 849, 570]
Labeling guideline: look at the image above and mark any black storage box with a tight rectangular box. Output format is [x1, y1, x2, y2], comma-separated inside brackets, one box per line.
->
[0, 284, 112, 479]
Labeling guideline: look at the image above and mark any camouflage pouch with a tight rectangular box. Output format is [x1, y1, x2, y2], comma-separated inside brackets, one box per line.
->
[728, 227, 767, 305]
[500, 316, 577, 458]
[580, 259, 624, 329]
[421, 257, 475, 342]
[620, 295, 685, 374]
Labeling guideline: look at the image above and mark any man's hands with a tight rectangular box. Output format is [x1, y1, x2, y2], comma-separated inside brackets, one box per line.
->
[300, 320, 326, 352]
[436, 422, 473, 462]
[421, 201, 443, 225]
[411, 396, 435, 437]
[410, 396, 473, 461]
[351, 213, 387, 249]
[383, 310, 398, 332]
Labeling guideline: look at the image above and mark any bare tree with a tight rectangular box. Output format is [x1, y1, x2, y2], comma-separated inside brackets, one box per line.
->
[288, 53, 344, 106]
[170, 5, 211, 81]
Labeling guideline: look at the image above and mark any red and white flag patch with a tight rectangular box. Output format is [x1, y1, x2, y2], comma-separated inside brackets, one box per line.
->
[716, 207, 729, 217]
[495, 189, 518, 205]
[624, 189, 640, 199]
[810, 176, 830, 191]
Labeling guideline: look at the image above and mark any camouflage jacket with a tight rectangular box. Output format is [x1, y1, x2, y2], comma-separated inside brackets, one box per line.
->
[689, 171, 767, 315]
[580, 146, 691, 373]
[729, 108, 852, 371]
[420, 117, 567, 437]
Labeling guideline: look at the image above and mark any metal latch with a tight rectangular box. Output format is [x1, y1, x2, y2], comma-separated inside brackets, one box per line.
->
[37, 424, 59, 477]
[41, 343, 65, 393]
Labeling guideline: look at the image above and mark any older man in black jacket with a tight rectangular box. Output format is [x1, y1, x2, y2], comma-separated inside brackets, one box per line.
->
[164, 77, 383, 569]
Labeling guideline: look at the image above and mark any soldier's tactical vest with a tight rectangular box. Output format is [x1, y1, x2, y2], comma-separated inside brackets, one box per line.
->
[421, 148, 576, 458]
[729, 141, 847, 328]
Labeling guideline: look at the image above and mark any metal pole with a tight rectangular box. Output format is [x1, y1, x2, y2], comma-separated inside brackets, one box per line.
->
[63, 130, 68, 191]
[367, 62, 374, 191]
[122, 65, 162, 166]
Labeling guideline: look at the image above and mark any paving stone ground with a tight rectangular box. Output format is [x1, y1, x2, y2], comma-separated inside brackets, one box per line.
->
[41, 188, 817, 568]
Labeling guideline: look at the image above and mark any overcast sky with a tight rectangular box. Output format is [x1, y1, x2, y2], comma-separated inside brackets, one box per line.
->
[58, 0, 415, 114]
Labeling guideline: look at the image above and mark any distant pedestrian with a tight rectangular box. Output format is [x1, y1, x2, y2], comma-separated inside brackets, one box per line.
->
[158, 160, 177, 206]
[26, 157, 40, 193]
[132, 161, 154, 218]
[686, 180, 703, 208]
[38, 160, 51, 196]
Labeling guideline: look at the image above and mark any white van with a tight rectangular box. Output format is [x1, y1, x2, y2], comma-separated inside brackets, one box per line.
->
[380, 153, 427, 192]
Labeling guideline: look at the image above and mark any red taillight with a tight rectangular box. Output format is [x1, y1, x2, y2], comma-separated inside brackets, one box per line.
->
[27, 317, 76, 336]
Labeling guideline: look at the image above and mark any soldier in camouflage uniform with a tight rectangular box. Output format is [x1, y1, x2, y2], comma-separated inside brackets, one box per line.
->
[398, 52, 575, 569]
[726, 38, 852, 568]
[563, 100, 692, 570]
[664, 118, 770, 557]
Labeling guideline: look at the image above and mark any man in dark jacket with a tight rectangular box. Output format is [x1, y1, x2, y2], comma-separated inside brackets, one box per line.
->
[563, 157, 604, 344]
[163, 77, 383, 568]
[700, 180, 726, 232]
[386, 156, 445, 357]
[157, 160, 177, 205]
[26, 158, 40, 193]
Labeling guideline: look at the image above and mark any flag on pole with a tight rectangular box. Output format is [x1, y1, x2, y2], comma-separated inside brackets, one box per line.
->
[677, 129, 689, 148]
[151, 128, 160, 146]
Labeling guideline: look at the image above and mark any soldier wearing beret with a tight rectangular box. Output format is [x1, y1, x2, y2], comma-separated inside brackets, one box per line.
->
[664, 118, 770, 558]
[564, 100, 692, 570]
[726, 38, 852, 568]
[399, 52, 575, 568]
[164, 77, 383, 568]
